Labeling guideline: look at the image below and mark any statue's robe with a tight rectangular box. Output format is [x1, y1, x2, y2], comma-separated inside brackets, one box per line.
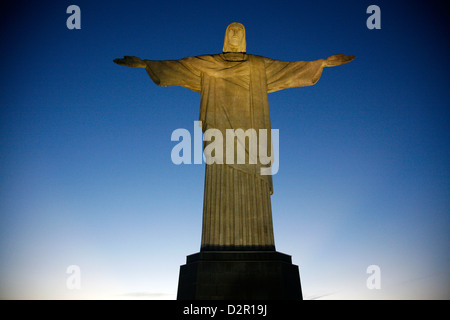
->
[144, 52, 325, 250]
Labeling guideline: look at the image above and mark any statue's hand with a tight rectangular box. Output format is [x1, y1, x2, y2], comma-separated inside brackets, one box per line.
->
[324, 54, 355, 67]
[113, 56, 146, 68]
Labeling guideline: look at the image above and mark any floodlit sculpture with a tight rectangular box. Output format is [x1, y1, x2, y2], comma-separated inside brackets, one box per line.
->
[114, 22, 354, 299]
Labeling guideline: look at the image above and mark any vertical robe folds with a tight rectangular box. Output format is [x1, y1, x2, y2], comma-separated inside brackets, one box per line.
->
[145, 53, 325, 251]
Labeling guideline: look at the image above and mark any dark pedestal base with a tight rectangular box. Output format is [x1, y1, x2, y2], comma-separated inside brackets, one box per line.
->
[177, 251, 302, 300]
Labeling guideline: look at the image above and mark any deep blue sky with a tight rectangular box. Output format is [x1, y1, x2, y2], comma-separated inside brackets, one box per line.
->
[1, 0, 448, 299]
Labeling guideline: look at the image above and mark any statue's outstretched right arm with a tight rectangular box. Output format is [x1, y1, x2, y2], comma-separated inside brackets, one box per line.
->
[114, 55, 202, 93]
[113, 56, 146, 68]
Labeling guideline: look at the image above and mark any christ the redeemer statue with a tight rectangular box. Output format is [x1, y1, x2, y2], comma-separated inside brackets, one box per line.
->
[114, 22, 354, 252]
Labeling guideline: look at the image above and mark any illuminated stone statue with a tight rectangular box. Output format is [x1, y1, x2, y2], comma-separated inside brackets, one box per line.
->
[114, 22, 354, 252]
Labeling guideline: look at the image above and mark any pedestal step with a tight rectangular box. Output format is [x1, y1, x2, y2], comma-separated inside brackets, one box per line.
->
[177, 251, 302, 300]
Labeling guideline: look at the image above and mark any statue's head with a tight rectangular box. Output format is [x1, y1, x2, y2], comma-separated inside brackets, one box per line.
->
[223, 22, 246, 53]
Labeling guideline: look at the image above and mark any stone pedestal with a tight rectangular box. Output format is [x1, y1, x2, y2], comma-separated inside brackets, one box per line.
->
[177, 251, 302, 300]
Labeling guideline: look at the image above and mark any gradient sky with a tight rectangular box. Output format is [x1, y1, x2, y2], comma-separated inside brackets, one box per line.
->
[0, 0, 448, 299]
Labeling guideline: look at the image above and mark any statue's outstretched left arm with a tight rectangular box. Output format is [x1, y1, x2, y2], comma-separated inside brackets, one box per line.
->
[265, 54, 355, 92]
[323, 54, 355, 67]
